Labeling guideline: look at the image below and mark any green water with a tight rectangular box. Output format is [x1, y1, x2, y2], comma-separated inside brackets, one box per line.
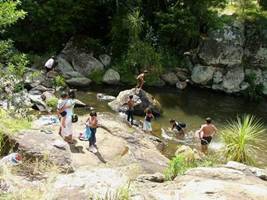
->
[74, 86, 267, 165]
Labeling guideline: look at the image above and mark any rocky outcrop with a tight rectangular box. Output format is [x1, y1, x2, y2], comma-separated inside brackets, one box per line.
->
[133, 164, 267, 200]
[108, 88, 162, 116]
[99, 54, 111, 67]
[11, 130, 73, 173]
[198, 21, 245, 66]
[102, 68, 120, 85]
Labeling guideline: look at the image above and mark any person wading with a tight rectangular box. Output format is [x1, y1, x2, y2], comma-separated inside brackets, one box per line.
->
[127, 95, 135, 126]
[196, 117, 217, 154]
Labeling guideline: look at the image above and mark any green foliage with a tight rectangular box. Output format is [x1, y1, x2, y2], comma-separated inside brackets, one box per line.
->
[46, 97, 59, 110]
[243, 73, 264, 102]
[221, 115, 265, 165]
[53, 75, 66, 88]
[88, 69, 105, 84]
[259, 0, 267, 9]
[90, 184, 130, 200]
[0, 0, 26, 28]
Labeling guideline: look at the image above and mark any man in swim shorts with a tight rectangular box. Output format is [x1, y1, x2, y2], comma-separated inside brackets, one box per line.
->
[196, 117, 217, 154]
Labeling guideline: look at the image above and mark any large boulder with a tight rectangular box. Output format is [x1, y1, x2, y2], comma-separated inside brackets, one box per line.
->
[191, 65, 215, 85]
[102, 69, 120, 85]
[56, 56, 75, 77]
[72, 53, 104, 76]
[11, 130, 73, 173]
[222, 66, 245, 93]
[198, 21, 244, 66]
[108, 88, 162, 116]
[161, 72, 179, 85]
[66, 77, 91, 87]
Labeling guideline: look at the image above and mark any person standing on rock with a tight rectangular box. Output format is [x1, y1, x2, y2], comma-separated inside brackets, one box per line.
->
[196, 117, 217, 154]
[44, 56, 56, 74]
[135, 70, 148, 91]
[127, 95, 135, 126]
[143, 108, 154, 133]
[86, 111, 98, 153]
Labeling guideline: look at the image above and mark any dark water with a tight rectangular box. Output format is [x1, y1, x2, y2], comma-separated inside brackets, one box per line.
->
[75, 86, 267, 166]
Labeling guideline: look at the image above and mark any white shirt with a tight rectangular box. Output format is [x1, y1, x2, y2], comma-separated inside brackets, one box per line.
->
[45, 58, 54, 69]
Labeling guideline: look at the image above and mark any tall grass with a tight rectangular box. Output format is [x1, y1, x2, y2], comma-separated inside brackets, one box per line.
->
[221, 115, 265, 165]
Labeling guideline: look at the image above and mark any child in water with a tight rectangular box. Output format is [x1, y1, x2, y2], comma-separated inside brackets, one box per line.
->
[86, 111, 98, 153]
[143, 108, 154, 133]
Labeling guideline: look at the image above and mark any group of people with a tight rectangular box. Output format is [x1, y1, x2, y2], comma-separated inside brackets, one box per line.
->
[128, 70, 218, 154]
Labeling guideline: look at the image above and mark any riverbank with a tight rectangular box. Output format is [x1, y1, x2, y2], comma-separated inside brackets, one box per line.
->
[1, 111, 267, 200]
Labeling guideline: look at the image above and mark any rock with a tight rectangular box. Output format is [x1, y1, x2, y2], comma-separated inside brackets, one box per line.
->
[175, 145, 204, 161]
[161, 72, 179, 85]
[99, 54, 111, 67]
[74, 99, 87, 107]
[262, 70, 267, 95]
[213, 70, 224, 84]
[72, 53, 104, 76]
[225, 161, 267, 181]
[102, 69, 120, 85]
[12, 130, 73, 173]
[12, 91, 33, 108]
[191, 65, 215, 85]
[222, 66, 245, 93]
[136, 173, 165, 183]
[66, 77, 91, 87]
[176, 80, 188, 90]
[108, 88, 162, 116]
[133, 165, 267, 200]
[198, 21, 244, 66]
[245, 68, 263, 85]
[56, 56, 75, 77]
[29, 85, 55, 94]
[51, 168, 128, 199]
[176, 68, 190, 81]
[96, 93, 116, 102]
[29, 94, 50, 112]
[23, 70, 46, 89]
[62, 71, 84, 79]
[249, 47, 267, 69]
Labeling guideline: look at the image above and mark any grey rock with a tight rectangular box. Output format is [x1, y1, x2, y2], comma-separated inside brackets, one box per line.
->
[12, 130, 73, 173]
[102, 69, 120, 85]
[108, 88, 162, 117]
[191, 65, 215, 85]
[97, 93, 116, 102]
[176, 80, 188, 90]
[161, 72, 178, 85]
[66, 77, 91, 87]
[198, 22, 244, 66]
[99, 54, 111, 67]
[72, 53, 104, 76]
[136, 173, 165, 183]
[176, 68, 190, 81]
[213, 70, 224, 84]
[222, 66, 245, 93]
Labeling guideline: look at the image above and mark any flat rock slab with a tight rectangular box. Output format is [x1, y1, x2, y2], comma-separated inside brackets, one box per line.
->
[13, 130, 73, 173]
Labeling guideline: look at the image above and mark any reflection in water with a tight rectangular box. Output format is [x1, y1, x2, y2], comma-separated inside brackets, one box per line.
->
[75, 86, 267, 165]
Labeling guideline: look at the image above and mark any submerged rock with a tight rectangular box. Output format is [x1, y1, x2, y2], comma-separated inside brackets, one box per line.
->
[108, 88, 162, 116]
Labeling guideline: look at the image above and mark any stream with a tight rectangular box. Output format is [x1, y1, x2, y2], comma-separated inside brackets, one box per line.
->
[74, 86, 267, 166]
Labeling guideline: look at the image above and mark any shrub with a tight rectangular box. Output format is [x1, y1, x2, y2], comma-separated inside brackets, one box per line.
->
[88, 69, 105, 84]
[46, 97, 58, 111]
[243, 73, 264, 102]
[53, 75, 66, 88]
[221, 115, 265, 165]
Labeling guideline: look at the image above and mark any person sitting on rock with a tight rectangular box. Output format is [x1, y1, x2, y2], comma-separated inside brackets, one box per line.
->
[196, 117, 217, 154]
[135, 70, 148, 91]
[86, 111, 98, 153]
[127, 95, 135, 126]
[143, 108, 154, 133]
[169, 119, 186, 138]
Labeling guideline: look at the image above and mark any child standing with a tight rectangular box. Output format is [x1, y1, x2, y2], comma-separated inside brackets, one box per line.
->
[143, 109, 154, 133]
[57, 92, 68, 132]
[86, 111, 98, 153]
[127, 95, 134, 125]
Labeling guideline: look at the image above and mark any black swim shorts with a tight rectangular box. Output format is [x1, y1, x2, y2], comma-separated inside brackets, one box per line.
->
[201, 136, 212, 145]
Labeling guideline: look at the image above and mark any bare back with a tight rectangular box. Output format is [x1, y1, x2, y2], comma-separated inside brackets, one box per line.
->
[201, 124, 217, 137]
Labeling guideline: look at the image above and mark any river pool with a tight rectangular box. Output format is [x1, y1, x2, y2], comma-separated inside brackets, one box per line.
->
[74, 86, 267, 166]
